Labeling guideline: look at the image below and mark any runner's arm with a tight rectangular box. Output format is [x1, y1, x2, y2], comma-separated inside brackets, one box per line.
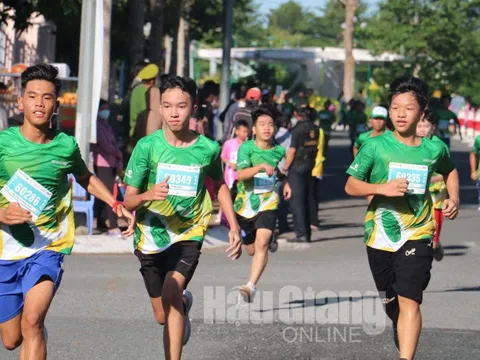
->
[443, 169, 460, 204]
[469, 151, 478, 179]
[237, 164, 263, 181]
[283, 147, 296, 172]
[345, 177, 383, 197]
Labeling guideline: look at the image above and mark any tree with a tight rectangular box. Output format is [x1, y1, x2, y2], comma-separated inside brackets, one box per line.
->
[342, 0, 358, 102]
[148, 0, 165, 67]
[102, 0, 112, 101]
[127, 0, 146, 81]
[360, 0, 480, 105]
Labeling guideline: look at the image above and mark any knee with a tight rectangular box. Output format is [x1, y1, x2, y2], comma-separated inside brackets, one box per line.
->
[2, 337, 22, 351]
[161, 286, 183, 308]
[21, 312, 44, 335]
[398, 296, 420, 313]
[154, 311, 165, 325]
[245, 246, 255, 256]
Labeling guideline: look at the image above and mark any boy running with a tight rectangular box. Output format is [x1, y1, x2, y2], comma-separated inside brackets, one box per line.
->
[353, 105, 389, 157]
[0, 64, 134, 359]
[234, 105, 291, 303]
[221, 120, 249, 189]
[345, 76, 459, 360]
[469, 134, 480, 212]
[123, 75, 242, 360]
[416, 109, 447, 261]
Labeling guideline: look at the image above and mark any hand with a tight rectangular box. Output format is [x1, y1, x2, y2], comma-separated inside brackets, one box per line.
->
[261, 163, 275, 177]
[471, 171, 478, 182]
[143, 176, 170, 201]
[283, 182, 292, 200]
[379, 178, 409, 197]
[226, 228, 242, 260]
[229, 163, 237, 170]
[114, 204, 136, 236]
[0, 203, 32, 225]
[442, 198, 459, 220]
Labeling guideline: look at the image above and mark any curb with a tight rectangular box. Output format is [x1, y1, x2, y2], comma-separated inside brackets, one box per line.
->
[72, 226, 232, 254]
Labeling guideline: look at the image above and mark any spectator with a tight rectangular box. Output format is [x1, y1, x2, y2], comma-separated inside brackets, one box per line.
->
[91, 99, 124, 236]
[275, 114, 292, 234]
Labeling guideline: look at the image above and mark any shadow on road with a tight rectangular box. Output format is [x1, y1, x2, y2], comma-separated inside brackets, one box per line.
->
[254, 295, 379, 313]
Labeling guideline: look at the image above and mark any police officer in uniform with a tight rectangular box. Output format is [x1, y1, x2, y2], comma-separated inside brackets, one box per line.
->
[283, 107, 320, 243]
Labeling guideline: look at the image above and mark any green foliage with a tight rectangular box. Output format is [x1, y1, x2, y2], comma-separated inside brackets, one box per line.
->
[360, 0, 480, 106]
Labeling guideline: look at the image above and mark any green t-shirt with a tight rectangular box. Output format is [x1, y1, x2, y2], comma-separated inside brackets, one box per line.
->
[473, 136, 480, 175]
[318, 110, 336, 134]
[124, 130, 222, 253]
[435, 108, 458, 140]
[346, 131, 454, 252]
[354, 130, 373, 149]
[129, 83, 148, 137]
[0, 127, 88, 260]
[234, 140, 285, 218]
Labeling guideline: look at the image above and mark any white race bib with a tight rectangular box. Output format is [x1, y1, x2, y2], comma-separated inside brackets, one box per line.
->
[0, 169, 52, 221]
[229, 151, 238, 164]
[156, 163, 200, 197]
[388, 162, 429, 195]
[253, 172, 277, 194]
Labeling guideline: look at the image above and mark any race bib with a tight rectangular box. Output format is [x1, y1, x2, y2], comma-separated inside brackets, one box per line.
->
[0, 169, 52, 221]
[254, 172, 277, 194]
[229, 151, 238, 164]
[357, 124, 368, 133]
[156, 163, 200, 197]
[388, 162, 429, 195]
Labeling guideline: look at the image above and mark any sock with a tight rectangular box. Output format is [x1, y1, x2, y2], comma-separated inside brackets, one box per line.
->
[247, 281, 256, 291]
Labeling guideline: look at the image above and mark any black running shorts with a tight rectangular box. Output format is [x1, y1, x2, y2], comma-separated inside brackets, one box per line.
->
[236, 210, 277, 245]
[134, 241, 201, 298]
[367, 240, 433, 304]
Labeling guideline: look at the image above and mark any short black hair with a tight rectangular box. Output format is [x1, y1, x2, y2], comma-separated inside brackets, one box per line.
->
[252, 105, 276, 125]
[440, 93, 451, 102]
[99, 99, 109, 108]
[422, 108, 437, 125]
[235, 119, 249, 129]
[388, 76, 429, 111]
[21, 64, 62, 95]
[159, 75, 197, 101]
[276, 114, 290, 128]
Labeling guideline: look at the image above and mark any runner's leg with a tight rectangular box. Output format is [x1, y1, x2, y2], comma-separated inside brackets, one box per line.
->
[20, 277, 55, 360]
[162, 271, 187, 360]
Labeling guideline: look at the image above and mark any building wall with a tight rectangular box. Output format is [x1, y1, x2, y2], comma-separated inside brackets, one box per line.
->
[0, 7, 56, 70]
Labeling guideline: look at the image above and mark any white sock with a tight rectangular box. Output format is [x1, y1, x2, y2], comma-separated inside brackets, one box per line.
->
[247, 282, 256, 291]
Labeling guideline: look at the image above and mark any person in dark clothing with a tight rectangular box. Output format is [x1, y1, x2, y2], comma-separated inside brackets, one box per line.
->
[282, 107, 320, 243]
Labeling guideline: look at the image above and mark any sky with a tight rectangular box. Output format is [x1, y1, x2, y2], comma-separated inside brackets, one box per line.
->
[258, 0, 381, 16]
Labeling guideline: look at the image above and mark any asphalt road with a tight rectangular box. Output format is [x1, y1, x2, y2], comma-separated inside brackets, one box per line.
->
[1, 132, 479, 360]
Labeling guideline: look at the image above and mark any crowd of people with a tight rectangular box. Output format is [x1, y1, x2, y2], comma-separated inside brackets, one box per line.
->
[0, 62, 478, 360]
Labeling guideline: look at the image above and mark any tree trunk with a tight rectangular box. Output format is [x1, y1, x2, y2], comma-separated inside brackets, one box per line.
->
[102, 0, 112, 101]
[343, 0, 357, 102]
[169, 1, 181, 75]
[148, 0, 164, 70]
[176, 0, 192, 77]
[127, 0, 145, 84]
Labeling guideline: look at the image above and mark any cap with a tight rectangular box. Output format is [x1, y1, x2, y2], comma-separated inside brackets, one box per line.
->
[138, 64, 159, 80]
[370, 106, 388, 120]
[246, 87, 262, 101]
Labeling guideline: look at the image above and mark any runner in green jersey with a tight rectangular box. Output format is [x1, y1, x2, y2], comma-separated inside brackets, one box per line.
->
[234, 105, 291, 303]
[0, 64, 134, 359]
[353, 106, 388, 157]
[123, 75, 241, 359]
[346, 76, 459, 360]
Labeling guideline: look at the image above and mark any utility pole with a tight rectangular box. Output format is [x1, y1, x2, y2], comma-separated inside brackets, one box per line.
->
[219, 0, 234, 113]
[342, 0, 357, 102]
[76, 0, 103, 164]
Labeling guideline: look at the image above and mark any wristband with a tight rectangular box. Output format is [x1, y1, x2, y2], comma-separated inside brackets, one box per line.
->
[112, 201, 123, 212]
